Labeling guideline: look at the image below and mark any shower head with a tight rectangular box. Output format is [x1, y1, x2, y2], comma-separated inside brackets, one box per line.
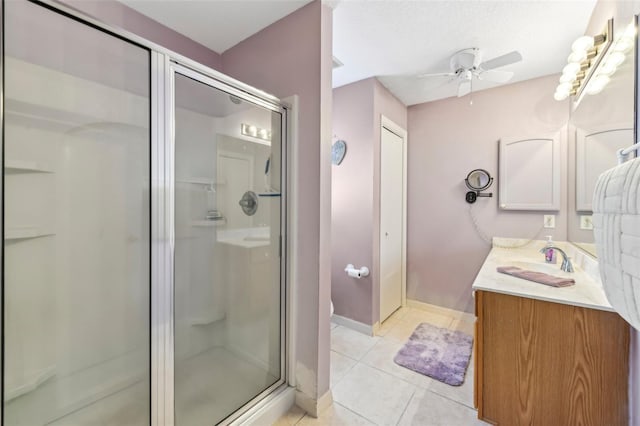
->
[229, 95, 242, 105]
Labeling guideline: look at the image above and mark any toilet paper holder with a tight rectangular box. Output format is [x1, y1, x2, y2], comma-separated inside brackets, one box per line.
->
[345, 264, 370, 279]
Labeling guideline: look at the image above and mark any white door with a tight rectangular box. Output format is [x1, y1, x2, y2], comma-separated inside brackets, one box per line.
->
[380, 127, 404, 322]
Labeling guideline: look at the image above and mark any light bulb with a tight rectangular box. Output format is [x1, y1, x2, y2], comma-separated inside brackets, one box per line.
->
[557, 82, 573, 94]
[605, 51, 626, 67]
[613, 38, 633, 53]
[562, 62, 581, 78]
[624, 22, 636, 40]
[572, 36, 595, 53]
[559, 73, 575, 83]
[554, 91, 569, 101]
[597, 60, 617, 76]
[568, 50, 587, 63]
[586, 75, 610, 95]
[554, 82, 571, 101]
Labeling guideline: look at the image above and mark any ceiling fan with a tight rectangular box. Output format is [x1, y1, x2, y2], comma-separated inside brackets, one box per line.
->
[419, 48, 523, 98]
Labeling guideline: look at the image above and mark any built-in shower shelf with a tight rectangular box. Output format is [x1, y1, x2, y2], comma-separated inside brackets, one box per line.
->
[177, 177, 226, 186]
[192, 220, 226, 228]
[190, 313, 225, 326]
[5, 227, 55, 241]
[5, 364, 56, 401]
[5, 160, 54, 174]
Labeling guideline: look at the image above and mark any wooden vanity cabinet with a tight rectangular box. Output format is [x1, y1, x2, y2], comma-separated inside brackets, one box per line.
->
[474, 290, 630, 426]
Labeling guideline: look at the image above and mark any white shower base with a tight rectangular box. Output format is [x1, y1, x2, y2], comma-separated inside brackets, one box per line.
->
[35, 347, 278, 426]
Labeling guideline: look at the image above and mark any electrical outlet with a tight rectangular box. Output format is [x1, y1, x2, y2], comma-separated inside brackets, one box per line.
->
[543, 215, 556, 228]
[580, 215, 594, 230]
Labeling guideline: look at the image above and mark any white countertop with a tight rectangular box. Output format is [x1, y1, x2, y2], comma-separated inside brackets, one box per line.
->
[471, 238, 614, 312]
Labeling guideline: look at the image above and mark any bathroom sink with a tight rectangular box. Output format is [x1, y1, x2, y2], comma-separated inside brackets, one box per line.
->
[505, 261, 574, 277]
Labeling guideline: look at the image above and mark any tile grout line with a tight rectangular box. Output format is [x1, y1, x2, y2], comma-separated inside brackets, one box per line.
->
[292, 411, 307, 425]
[352, 354, 420, 389]
[334, 401, 379, 425]
[425, 386, 478, 412]
[394, 387, 418, 426]
[330, 347, 360, 362]
[331, 352, 359, 388]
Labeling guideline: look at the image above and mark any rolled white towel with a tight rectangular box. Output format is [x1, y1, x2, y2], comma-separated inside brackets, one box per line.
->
[593, 157, 640, 330]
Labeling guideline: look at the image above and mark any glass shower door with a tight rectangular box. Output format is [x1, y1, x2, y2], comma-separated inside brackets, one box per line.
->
[172, 69, 285, 425]
[3, 1, 151, 425]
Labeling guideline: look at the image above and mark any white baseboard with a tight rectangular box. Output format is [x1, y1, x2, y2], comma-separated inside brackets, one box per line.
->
[237, 385, 295, 425]
[406, 299, 475, 322]
[331, 314, 375, 336]
[295, 389, 333, 418]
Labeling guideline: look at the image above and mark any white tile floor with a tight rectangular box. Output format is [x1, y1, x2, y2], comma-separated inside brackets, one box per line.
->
[276, 306, 489, 426]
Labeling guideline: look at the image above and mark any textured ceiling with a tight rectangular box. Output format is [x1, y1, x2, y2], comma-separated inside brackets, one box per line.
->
[120, 0, 313, 54]
[333, 0, 597, 105]
[118, 0, 597, 106]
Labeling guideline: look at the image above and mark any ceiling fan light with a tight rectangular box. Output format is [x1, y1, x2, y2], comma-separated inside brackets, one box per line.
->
[572, 36, 595, 53]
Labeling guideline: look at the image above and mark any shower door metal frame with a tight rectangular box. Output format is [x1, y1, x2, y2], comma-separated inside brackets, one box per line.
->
[166, 60, 289, 426]
[1, 1, 293, 425]
[0, 1, 5, 423]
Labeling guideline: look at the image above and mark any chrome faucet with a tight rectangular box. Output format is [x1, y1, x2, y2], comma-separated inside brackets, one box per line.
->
[539, 246, 574, 273]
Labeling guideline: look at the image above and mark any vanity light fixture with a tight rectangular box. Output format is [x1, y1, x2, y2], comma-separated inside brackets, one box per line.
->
[240, 123, 271, 142]
[583, 21, 636, 98]
[555, 19, 636, 105]
[554, 19, 611, 102]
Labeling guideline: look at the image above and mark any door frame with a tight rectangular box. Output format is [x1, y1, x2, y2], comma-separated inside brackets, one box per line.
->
[379, 116, 407, 323]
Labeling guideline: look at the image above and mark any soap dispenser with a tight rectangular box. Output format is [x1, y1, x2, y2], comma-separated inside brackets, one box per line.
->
[544, 235, 557, 264]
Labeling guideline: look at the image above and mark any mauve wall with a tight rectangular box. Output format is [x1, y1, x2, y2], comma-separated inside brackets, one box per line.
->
[407, 75, 569, 313]
[222, 1, 333, 400]
[332, 79, 375, 324]
[332, 78, 407, 326]
[59, 0, 222, 70]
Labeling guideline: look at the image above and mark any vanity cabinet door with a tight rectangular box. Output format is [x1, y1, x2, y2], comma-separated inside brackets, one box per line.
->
[475, 290, 629, 426]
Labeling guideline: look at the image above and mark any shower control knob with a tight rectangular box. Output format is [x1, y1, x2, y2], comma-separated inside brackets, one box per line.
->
[239, 191, 258, 216]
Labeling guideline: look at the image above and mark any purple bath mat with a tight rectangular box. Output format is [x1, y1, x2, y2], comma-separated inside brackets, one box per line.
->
[393, 322, 473, 386]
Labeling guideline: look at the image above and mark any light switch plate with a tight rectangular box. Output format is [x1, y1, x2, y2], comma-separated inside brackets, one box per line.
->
[580, 215, 594, 230]
[543, 215, 556, 228]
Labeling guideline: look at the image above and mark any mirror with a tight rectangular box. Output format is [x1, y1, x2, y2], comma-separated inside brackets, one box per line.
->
[464, 169, 494, 204]
[568, 15, 637, 257]
[465, 169, 493, 191]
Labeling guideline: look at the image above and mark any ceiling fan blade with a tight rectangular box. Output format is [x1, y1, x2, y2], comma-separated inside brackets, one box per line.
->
[472, 48, 483, 68]
[478, 70, 514, 83]
[457, 80, 471, 97]
[479, 51, 522, 71]
[417, 72, 455, 78]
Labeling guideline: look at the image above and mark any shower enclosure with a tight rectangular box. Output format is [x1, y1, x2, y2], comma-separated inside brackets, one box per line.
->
[1, 1, 289, 425]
